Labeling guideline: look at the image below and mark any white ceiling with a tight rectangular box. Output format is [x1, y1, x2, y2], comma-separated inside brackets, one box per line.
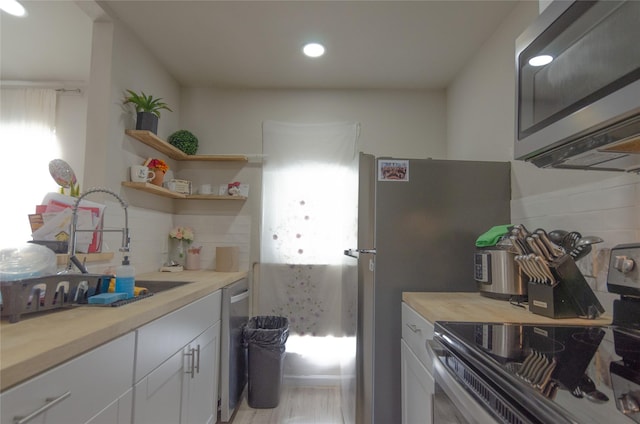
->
[1, 1, 92, 83]
[1, 0, 519, 90]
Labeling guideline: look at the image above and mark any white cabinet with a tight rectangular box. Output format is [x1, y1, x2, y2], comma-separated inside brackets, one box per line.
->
[1, 288, 224, 424]
[133, 347, 184, 423]
[401, 341, 434, 424]
[133, 290, 222, 424]
[181, 322, 220, 424]
[0, 333, 135, 424]
[401, 303, 435, 424]
[85, 389, 133, 424]
[133, 323, 220, 424]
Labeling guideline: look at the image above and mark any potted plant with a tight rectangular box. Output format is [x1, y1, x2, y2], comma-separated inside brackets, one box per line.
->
[124, 89, 173, 134]
[144, 158, 169, 186]
[168, 130, 199, 155]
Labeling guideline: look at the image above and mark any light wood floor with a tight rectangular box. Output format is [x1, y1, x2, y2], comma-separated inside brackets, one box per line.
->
[230, 386, 344, 424]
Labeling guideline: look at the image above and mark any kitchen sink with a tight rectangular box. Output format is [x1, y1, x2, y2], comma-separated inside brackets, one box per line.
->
[135, 280, 195, 294]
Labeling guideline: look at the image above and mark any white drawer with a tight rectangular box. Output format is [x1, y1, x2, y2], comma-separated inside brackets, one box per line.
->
[135, 290, 221, 381]
[401, 302, 434, 371]
[0, 332, 135, 424]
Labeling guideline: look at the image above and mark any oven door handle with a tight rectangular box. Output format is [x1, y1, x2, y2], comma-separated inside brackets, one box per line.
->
[430, 341, 500, 424]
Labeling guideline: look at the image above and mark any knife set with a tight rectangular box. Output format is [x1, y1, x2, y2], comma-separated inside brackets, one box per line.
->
[510, 225, 604, 319]
[513, 326, 606, 400]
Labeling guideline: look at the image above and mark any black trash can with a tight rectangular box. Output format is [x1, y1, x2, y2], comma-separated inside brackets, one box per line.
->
[243, 316, 289, 408]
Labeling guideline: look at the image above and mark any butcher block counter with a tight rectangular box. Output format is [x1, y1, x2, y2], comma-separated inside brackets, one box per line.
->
[402, 292, 612, 325]
[0, 270, 247, 392]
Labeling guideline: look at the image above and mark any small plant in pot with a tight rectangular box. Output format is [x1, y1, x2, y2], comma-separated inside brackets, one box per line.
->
[168, 130, 199, 155]
[124, 89, 173, 134]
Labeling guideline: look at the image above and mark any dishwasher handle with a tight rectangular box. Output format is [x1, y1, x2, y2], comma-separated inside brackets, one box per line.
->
[230, 290, 249, 304]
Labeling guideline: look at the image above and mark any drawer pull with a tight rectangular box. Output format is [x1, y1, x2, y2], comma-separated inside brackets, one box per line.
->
[185, 347, 196, 378]
[406, 323, 421, 333]
[195, 344, 201, 375]
[185, 344, 202, 378]
[13, 391, 71, 424]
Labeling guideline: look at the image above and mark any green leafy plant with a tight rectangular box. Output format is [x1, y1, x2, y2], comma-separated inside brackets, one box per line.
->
[168, 130, 199, 155]
[123, 89, 173, 118]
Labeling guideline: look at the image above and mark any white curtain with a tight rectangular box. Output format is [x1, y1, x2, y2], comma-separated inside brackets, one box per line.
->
[260, 121, 359, 337]
[0, 88, 59, 246]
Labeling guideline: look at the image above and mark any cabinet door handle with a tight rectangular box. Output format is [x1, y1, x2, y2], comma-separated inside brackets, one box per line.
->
[406, 323, 421, 333]
[185, 348, 196, 379]
[195, 344, 201, 375]
[13, 391, 71, 424]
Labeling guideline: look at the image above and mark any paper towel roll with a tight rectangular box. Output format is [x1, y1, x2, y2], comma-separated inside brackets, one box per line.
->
[216, 246, 239, 272]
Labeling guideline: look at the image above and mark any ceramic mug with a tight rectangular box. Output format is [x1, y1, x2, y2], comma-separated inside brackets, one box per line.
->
[130, 165, 155, 183]
[199, 184, 212, 194]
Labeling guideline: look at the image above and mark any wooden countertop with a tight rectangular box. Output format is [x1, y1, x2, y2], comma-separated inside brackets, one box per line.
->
[402, 292, 612, 325]
[0, 270, 247, 392]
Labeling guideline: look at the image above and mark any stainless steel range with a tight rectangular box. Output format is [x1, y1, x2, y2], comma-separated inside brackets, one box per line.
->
[430, 243, 640, 424]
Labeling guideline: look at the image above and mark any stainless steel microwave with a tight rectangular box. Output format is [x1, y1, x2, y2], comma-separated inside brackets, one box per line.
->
[515, 0, 640, 172]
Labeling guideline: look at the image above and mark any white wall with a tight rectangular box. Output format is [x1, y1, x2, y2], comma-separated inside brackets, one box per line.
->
[1, 0, 90, 245]
[56, 93, 89, 188]
[179, 87, 447, 268]
[12, 1, 639, 306]
[447, 0, 640, 309]
[180, 88, 447, 159]
[82, 10, 182, 274]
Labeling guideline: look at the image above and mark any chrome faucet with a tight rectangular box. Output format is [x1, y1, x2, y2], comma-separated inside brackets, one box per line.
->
[66, 187, 130, 273]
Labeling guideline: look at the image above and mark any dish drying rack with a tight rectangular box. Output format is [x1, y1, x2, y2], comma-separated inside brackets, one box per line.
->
[1, 273, 111, 323]
[508, 224, 604, 319]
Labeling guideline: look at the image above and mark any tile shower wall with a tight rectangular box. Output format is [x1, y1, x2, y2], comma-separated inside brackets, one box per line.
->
[511, 175, 640, 311]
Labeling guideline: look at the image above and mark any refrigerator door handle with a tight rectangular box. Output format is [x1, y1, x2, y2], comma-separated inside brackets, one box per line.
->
[344, 248, 376, 258]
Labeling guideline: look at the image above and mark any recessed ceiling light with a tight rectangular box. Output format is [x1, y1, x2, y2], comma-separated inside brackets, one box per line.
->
[0, 0, 26, 16]
[303, 43, 325, 58]
[528, 55, 553, 67]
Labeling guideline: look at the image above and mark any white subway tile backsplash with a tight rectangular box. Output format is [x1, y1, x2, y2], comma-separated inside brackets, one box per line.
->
[172, 214, 251, 271]
[564, 210, 604, 232]
[513, 176, 640, 295]
[600, 206, 639, 230]
[97, 200, 251, 273]
[568, 183, 637, 212]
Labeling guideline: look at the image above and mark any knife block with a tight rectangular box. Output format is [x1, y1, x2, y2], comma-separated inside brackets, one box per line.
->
[528, 282, 579, 318]
[528, 254, 604, 319]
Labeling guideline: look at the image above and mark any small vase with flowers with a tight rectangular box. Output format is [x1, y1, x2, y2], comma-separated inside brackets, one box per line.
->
[144, 158, 169, 186]
[169, 226, 194, 266]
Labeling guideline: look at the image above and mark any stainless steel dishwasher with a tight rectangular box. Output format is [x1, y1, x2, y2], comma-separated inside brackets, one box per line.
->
[220, 278, 249, 422]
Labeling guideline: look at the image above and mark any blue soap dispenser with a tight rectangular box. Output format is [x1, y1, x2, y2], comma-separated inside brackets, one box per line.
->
[115, 255, 135, 299]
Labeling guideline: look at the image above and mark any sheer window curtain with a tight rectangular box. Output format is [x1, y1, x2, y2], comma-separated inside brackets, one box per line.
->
[260, 120, 359, 384]
[0, 88, 59, 246]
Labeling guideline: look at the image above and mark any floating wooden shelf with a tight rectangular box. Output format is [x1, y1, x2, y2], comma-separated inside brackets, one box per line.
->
[56, 252, 115, 266]
[125, 130, 248, 162]
[122, 182, 247, 201]
[185, 194, 247, 201]
[122, 181, 186, 198]
[124, 130, 249, 202]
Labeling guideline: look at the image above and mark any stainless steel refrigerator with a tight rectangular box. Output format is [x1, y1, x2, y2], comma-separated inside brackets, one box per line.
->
[344, 153, 511, 424]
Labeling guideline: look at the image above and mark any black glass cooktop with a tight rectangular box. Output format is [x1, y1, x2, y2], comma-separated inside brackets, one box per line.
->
[434, 321, 640, 424]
